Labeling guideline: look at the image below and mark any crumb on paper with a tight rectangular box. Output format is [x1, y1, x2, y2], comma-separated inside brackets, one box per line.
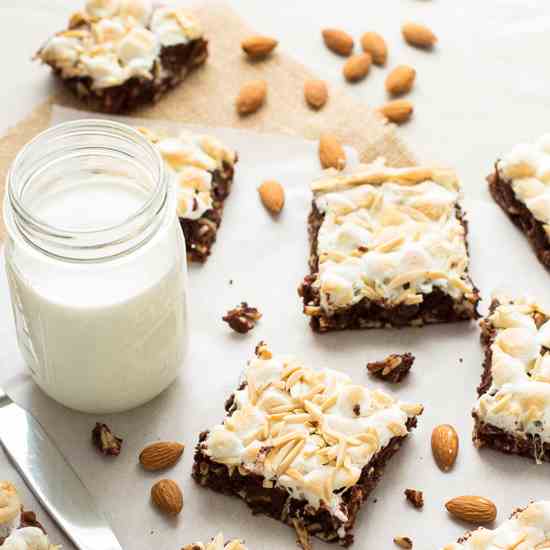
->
[223, 302, 262, 334]
[394, 536, 413, 549]
[92, 423, 123, 456]
[404, 488, 424, 509]
[367, 353, 415, 383]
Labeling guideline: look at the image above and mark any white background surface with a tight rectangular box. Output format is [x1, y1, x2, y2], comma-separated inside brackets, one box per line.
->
[1, 1, 550, 550]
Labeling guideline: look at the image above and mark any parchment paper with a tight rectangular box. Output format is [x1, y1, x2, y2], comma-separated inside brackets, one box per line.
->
[1, 104, 550, 550]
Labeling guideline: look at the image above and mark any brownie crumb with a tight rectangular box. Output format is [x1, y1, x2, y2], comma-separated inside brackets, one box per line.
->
[394, 536, 413, 549]
[20, 510, 46, 532]
[367, 353, 415, 383]
[292, 518, 313, 550]
[92, 423, 123, 456]
[404, 488, 424, 509]
[223, 302, 262, 334]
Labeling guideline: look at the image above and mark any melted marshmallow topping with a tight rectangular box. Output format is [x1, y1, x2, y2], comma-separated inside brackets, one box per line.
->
[0, 482, 21, 540]
[1, 527, 59, 550]
[38, 0, 202, 89]
[443, 501, 550, 550]
[498, 134, 550, 238]
[182, 533, 247, 550]
[474, 296, 550, 446]
[138, 128, 236, 220]
[311, 158, 476, 314]
[201, 344, 423, 517]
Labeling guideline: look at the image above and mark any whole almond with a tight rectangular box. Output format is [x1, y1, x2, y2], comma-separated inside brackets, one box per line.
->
[386, 65, 416, 95]
[378, 99, 413, 124]
[319, 134, 346, 170]
[241, 35, 278, 59]
[151, 479, 183, 516]
[258, 180, 285, 214]
[402, 22, 437, 49]
[139, 442, 184, 472]
[304, 79, 328, 110]
[360, 32, 387, 65]
[431, 424, 459, 471]
[445, 496, 497, 524]
[343, 53, 372, 83]
[322, 28, 354, 56]
[236, 80, 267, 115]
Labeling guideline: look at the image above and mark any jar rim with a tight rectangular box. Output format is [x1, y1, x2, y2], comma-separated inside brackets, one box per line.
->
[5, 119, 170, 262]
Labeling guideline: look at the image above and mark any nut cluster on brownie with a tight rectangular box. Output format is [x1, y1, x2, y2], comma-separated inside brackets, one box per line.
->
[138, 127, 237, 262]
[36, 0, 207, 112]
[182, 533, 247, 550]
[489, 134, 550, 268]
[473, 295, 550, 462]
[192, 342, 423, 545]
[299, 158, 480, 331]
[0, 482, 59, 549]
[443, 501, 550, 549]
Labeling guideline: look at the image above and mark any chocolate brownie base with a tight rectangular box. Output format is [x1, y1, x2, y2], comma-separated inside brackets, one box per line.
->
[298, 203, 480, 332]
[488, 168, 550, 269]
[193, 413, 417, 547]
[51, 38, 208, 113]
[181, 159, 236, 263]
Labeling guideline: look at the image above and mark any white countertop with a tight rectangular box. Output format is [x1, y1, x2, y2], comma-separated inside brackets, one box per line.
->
[1, 1, 550, 550]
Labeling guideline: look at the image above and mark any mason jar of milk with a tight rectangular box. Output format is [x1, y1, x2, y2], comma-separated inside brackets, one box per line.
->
[3, 119, 188, 414]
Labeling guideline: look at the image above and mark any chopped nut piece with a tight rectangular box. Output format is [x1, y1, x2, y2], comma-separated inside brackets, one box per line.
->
[405, 488, 424, 509]
[92, 423, 123, 456]
[292, 518, 312, 550]
[367, 353, 415, 383]
[394, 536, 413, 549]
[223, 302, 262, 334]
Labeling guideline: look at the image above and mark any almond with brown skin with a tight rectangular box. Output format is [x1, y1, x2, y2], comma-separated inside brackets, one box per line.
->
[236, 80, 267, 115]
[394, 537, 413, 549]
[402, 22, 437, 49]
[304, 79, 328, 110]
[322, 28, 354, 56]
[360, 32, 387, 65]
[445, 496, 497, 524]
[431, 424, 459, 471]
[386, 65, 416, 95]
[378, 99, 413, 124]
[151, 479, 183, 516]
[343, 53, 372, 82]
[241, 35, 278, 59]
[139, 442, 184, 472]
[319, 134, 346, 170]
[258, 180, 285, 214]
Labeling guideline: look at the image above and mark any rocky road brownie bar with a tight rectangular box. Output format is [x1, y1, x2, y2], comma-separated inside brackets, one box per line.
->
[442, 501, 550, 550]
[36, 0, 207, 113]
[473, 296, 550, 463]
[192, 342, 423, 546]
[182, 533, 247, 550]
[298, 158, 480, 332]
[139, 127, 237, 263]
[489, 135, 550, 269]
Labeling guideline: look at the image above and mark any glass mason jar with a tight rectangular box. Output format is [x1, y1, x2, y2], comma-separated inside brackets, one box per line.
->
[4, 119, 188, 414]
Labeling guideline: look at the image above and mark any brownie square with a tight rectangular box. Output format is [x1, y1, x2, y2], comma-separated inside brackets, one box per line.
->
[35, 1, 208, 113]
[182, 533, 247, 550]
[445, 502, 550, 549]
[473, 296, 550, 463]
[138, 127, 237, 263]
[488, 136, 550, 269]
[192, 342, 423, 547]
[298, 159, 480, 332]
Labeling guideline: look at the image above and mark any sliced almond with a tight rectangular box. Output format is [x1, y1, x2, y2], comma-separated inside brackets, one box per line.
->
[139, 441, 184, 472]
[378, 99, 413, 124]
[258, 180, 285, 214]
[431, 424, 459, 472]
[386, 65, 416, 95]
[360, 32, 388, 65]
[445, 496, 497, 524]
[322, 28, 354, 56]
[304, 79, 328, 110]
[241, 35, 278, 59]
[151, 479, 183, 517]
[319, 134, 346, 170]
[394, 537, 413, 549]
[343, 53, 372, 82]
[236, 80, 267, 115]
[402, 22, 437, 49]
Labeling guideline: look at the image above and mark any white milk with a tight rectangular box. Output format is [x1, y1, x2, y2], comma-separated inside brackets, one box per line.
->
[5, 174, 188, 414]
